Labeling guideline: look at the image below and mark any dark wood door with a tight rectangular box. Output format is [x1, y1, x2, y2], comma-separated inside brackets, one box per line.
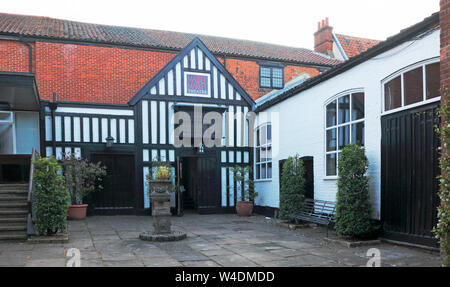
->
[196, 156, 220, 214]
[381, 103, 440, 247]
[90, 154, 136, 215]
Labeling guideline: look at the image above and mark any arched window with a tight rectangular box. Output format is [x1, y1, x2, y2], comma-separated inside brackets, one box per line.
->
[383, 59, 440, 113]
[325, 90, 365, 176]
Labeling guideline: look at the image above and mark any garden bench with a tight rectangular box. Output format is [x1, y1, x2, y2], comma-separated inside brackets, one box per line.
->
[292, 198, 336, 237]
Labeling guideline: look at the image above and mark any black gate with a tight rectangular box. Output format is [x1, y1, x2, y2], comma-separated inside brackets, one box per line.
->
[89, 154, 136, 215]
[381, 102, 440, 247]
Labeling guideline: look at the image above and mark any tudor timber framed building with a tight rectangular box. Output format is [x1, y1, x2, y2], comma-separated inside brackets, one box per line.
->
[0, 12, 339, 215]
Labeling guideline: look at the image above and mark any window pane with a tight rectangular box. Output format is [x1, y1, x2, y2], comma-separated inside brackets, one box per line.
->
[256, 129, 260, 146]
[385, 76, 402, 111]
[261, 125, 267, 145]
[338, 125, 350, 149]
[272, 78, 283, 88]
[272, 68, 283, 78]
[260, 147, 267, 162]
[338, 95, 350, 124]
[426, 63, 440, 99]
[326, 128, 337, 151]
[326, 154, 337, 176]
[260, 77, 271, 87]
[256, 148, 260, 163]
[256, 164, 260, 179]
[326, 100, 337, 127]
[261, 164, 267, 179]
[267, 146, 272, 162]
[352, 93, 365, 121]
[267, 162, 272, 178]
[260, 67, 271, 77]
[267, 124, 272, 142]
[404, 67, 423, 106]
[352, 122, 365, 146]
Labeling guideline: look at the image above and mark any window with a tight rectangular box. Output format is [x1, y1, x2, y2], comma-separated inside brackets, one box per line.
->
[325, 92, 365, 176]
[384, 60, 440, 112]
[260, 65, 284, 89]
[255, 123, 272, 180]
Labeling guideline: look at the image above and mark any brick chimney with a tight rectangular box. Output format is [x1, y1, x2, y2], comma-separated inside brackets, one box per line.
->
[314, 17, 334, 57]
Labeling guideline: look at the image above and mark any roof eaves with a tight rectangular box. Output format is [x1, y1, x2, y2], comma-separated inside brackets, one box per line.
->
[332, 32, 349, 60]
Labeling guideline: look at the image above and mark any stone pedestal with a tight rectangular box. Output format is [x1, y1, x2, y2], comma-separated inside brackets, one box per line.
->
[139, 179, 186, 242]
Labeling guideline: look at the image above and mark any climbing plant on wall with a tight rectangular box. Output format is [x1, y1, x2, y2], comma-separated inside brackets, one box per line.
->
[435, 90, 450, 267]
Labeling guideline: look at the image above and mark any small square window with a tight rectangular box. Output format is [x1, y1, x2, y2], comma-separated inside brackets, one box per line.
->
[259, 65, 284, 89]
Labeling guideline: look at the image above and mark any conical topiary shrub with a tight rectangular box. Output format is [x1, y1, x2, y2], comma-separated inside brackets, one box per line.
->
[335, 144, 373, 239]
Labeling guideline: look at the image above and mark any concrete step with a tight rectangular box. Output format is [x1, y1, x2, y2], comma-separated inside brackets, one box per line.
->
[0, 190, 28, 195]
[0, 184, 28, 191]
[0, 195, 28, 202]
[0, 217, 27, 224]
[0, 225, 26, 231]
[0, 231, 27, 241]
[0, 210, 28, 217]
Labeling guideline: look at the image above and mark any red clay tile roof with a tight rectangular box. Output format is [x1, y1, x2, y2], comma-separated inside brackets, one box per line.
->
[0, 12, 341, 66]
[335, 34, 381, 58]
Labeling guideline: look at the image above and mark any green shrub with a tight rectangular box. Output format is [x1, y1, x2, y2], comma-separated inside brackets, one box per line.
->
[279, 154, 306, 220]
[335, 144, 373, 238]
[33, 156, 70, 235]
[435, 96, 450, 267]
[232, 166, 257, 201]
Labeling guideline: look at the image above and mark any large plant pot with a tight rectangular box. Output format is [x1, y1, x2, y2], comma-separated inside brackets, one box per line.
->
[236, 201, 254, 217]
[68, 204, 88, 220]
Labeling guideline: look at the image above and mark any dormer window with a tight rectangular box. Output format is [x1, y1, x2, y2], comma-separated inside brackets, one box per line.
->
[259, 63, 284, 89]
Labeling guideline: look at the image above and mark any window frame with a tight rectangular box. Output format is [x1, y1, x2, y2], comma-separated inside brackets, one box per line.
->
[259, 63, 284, 89]
[324, 89, 365, 179]
[381, 57, 440, 115]
[254, 123, 272, 181]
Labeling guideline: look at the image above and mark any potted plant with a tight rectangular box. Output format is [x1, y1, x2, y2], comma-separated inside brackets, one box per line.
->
[233, 166, 257, 217]
[62, 154, 107, 220]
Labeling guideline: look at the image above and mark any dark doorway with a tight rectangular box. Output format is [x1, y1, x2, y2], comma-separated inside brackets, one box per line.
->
[381, 102, 440, 247]
[89, 154, 136, 215]
[279, 156, 314, 200]
[179, 155, 220, 214]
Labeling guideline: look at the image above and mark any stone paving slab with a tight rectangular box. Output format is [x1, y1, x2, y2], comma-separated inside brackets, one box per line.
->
[0, 214, 441, 267]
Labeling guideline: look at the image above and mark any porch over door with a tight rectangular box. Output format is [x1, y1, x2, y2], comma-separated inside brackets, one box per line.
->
[381, 103, 440, 247]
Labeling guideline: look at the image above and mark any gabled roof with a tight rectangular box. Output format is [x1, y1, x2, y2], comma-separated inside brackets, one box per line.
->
[129, 37, 255, 108]
[0, 12, 341, 67]
[255, 12, 439, 112]
[335, 34, 381, 58]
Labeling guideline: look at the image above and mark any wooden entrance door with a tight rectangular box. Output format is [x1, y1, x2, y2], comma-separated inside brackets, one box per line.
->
[90, 154, 136, 215]
[381, 103, 440, 247]
[196, 156, 220, 214]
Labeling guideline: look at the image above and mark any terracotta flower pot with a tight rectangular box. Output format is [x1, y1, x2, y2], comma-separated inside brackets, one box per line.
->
[67, 204, 88, 220]
[236, 201, 254, 217]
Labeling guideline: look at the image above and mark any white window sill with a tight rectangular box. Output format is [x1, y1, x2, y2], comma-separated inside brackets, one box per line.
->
[255, 179, 272, 183]
[323, 176, 338, 180]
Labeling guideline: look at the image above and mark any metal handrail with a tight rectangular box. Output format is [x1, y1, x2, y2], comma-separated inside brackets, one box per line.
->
[27, 148, 37, 235]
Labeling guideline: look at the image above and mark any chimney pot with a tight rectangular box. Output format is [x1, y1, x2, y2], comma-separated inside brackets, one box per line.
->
[318, 21, 321, 30]
[326, 17, 329, 26]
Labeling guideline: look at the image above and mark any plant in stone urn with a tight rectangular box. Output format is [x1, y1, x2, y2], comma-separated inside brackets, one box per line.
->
[233, 166, 258, 217]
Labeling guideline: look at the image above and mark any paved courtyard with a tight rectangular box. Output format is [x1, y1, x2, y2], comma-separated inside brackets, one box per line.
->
[0, 213, 441, 267]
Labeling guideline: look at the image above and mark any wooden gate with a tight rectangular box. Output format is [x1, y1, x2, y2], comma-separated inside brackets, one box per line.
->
[381, 102, 440, 247]
[89, 154, 136, 215]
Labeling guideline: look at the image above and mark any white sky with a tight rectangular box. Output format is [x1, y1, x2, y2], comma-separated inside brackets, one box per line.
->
[1, 0, 439, 50]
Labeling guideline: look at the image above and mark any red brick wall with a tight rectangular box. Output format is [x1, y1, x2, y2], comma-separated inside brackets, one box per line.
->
[225, 58, 320, 100]
[34, 42, 176, 103]
[442, 0, 450, 102]
[0, 40, 34, 73]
